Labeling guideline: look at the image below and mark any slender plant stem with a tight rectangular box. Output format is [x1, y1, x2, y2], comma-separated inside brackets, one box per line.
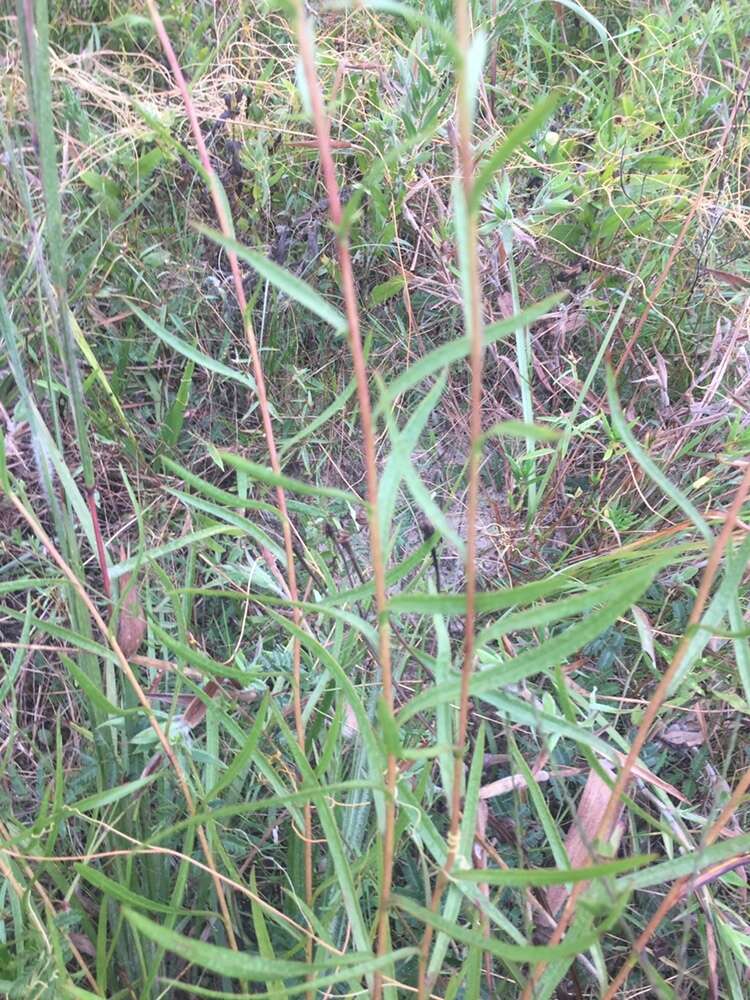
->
[524, 460, 750, 998]
[291, 6, 394, 996]
[144, 0, 313, 957]
[417, 0, 485, 992]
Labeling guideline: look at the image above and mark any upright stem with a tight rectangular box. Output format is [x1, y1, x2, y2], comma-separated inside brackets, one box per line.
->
[418, 0, 485, 992]
[292, 8, 394, 997]
[145, 0, 311, 959]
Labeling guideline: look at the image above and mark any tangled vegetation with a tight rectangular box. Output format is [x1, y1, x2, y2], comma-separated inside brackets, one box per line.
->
[1, 0, 750, 997]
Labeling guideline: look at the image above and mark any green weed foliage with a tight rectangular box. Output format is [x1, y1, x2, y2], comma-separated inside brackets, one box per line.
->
[1, 0, 749, 997]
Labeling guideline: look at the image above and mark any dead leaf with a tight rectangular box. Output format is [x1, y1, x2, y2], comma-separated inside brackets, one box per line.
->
[546, 763, 626, 916]
[632, 605, 656, 667]
[657, 721, 704, 748]
[705, 267, 750, 290]
[114, 548, 146, 659]
[480, 770, 550, 799]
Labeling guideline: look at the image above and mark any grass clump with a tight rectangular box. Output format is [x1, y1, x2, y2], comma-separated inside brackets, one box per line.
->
[1, 1, 750, 998]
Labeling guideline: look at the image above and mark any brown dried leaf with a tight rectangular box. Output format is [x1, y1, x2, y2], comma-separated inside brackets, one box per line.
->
[181, 679, 221, 729]
[480, 770, 550, 799]
[546, 763, 626, 915]
[114, 552, 146, 659]
[657, 722, 704, 748]
[117, 573, 146, 660]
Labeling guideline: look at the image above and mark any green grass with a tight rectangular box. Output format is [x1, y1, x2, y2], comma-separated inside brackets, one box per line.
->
[1, 0, 750, 997]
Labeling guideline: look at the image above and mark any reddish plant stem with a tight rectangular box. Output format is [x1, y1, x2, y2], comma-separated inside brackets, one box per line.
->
[145, 0, 311, 959]
[291, 8, 394, 997]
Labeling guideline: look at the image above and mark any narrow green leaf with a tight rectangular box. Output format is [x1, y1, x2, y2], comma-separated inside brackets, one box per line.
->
[75, 864, 175, 914]
[481, 420, 560, 443]
[195, 224, 348, 334]
[162, 357, 194, 447]
[398, 565, 656, 721]
[108, 524, 245, 582]
[428, 727, 487, 979]
[607, 366, 712, 542]
[61, 653, 135, 720]
[218, 449, 362, 506]
[160, 455, 318, 518]
[510, 733, 569, 869]
[129, 302, 256, 391]
[279, 366, 360, 457]
[147, 781, 378, 846]
[404, 465, 466, 554]
[148, 621, 251, 682]
[394, 892, 614, 961]
[249, 869, 284, 1000]
[472, 92, 560, 209]
[370, 275, 405, 305]
[71, 774, 160, 813]
[124, 907, 412, 981]
[378, 374, 447, 544]
[207, 695, 269, 798]
[378, 293, 564, 407]
[377, 695, 402, 757]
[166, 488, 284, 561]
[453, 854, 655, 886]
[617, 830, 750, 892]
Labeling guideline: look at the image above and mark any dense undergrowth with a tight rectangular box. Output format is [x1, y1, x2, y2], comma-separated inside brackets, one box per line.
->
[1, 0, 750, 997]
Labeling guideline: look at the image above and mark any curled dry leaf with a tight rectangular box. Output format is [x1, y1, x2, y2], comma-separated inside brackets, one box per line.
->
[546, 763, 626, 916]
[480, 770, 550, 799]
[116, 568, 147, 659]
[114, 545, 146, 659]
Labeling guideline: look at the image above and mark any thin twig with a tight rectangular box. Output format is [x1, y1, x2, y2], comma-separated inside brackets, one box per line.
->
[144, 0, 312, 952]
[290, 6, 394, 997]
